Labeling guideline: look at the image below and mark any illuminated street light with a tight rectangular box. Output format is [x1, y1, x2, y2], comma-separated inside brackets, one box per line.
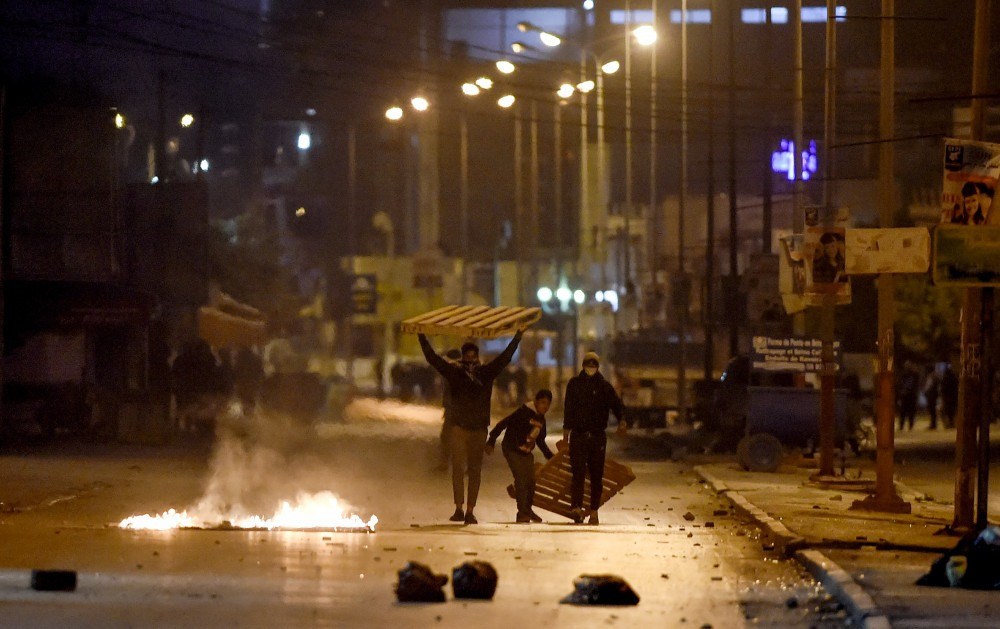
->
[199, 158, 209, 172]
[511, 41, 531, 54]
[497, 94, 516, 108]
[475, 77, 494, 90]
[601, 60, 621, 74]
[633, 25, 658, 47]
[539, 31, 562, 47]
[297, 132, 311, 150]
[496, 60, 516, 74]
[557, 83, 575, 99]
[461, 83, 481, 96]
[556, 286, 572, 302]
[516, 21, 531, 33]
[573, 290, 586, 304]
[576, 80, 595, 93]
[385, 106, 403, 121]
[180, 113, 195, 127]
[537, 286, 553, 302]
[114, 112, 126, 128]
[583, 0, 595, 9]
[295, 207, 306, 217]
[410, 96, 429, 111]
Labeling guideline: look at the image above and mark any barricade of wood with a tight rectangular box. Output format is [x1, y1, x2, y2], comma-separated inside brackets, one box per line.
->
[400, 305, 541, 339]
[507, 446, 636, 520]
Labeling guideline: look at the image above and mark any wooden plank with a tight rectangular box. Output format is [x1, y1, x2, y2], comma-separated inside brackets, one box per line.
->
[401, 305, 541, 338]
[506, 447, 636, 521]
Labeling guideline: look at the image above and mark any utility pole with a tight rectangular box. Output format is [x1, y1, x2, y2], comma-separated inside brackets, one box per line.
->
[950, 0, 991, 532]
[791, 0, 806, 341]
[727, 2, 738, 358]
[703, 1, 716, 382]
[460, 110, 469, 303]
[649, 0, 658, 318]
[677, 0, 689, 421]
[851, 0, 910, 513]
[514, 107, 524, 305]
[971, 0, 992, 531]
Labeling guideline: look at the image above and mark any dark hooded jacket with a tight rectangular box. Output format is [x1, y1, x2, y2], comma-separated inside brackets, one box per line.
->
[418, 331, 523, 430]
[563, 369, 624, 434]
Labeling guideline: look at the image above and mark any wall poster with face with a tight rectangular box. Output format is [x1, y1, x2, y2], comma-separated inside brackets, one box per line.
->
[942, 138, 1000, 226]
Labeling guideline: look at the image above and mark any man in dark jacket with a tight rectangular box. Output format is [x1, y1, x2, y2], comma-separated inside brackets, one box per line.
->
[419, 328, 524, 525]
[486, 389, 554, 523]
[562, 351, 625, 525]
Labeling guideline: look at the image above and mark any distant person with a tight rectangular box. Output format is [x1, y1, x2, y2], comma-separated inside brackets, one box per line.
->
[923, 365, 941, 430]
[561, 352, 625, 525]
[486, 389, 555, 523]
[232, 346, 265, 413]
[418, 327, 525, 525]
[941, 365, 959, 429]
[897, 361, 920, 431]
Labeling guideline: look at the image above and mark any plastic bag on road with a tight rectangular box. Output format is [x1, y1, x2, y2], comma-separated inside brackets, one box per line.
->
[917, 525, 1000, 590]
[559, 574, 640, 606]
[395, 561, 448, 603]
[452, 560, 498, 600]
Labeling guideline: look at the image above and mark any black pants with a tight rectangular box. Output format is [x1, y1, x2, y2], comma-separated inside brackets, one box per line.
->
[503, 446, 536, 516]
[570, 430, 607, 511]
[926, 395, 938, 429]
[450, 425, 486, 508]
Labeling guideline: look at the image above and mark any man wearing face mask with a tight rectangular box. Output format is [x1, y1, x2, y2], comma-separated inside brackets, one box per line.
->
[561, 352, 625, 525]
[418, 328, 525, 525]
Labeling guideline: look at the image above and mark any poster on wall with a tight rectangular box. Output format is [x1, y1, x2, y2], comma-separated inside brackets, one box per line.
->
[845, 227, 931, 275]
[802, 207, 851, 305]
[941, 138, 1000, 225]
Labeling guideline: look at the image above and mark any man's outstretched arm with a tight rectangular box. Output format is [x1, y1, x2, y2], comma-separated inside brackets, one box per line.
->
[482, 329, 524, 380]
[418, 333, 449, 375]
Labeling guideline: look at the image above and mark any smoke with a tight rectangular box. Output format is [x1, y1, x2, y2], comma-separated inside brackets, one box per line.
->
[182, 397, 446, 527]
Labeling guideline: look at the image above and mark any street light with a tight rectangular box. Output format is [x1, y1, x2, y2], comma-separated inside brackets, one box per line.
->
[180, 113, 194, 128]
[557, 83, 575, 99]
[496, 60, 516, 74]
[633, 24, 658, 47]
[385, 106, 403, 121]
[461, 82, 481, 96]
[410, 96, 429, 112]
[539, 31, 562, 47]
[475, 77, 493, 90]
[497, 94, 516, 108]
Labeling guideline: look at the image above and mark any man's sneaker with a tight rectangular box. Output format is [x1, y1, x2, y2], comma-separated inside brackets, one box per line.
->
[464, 512, 478, 525]
[515, 513, 531, 524]
[527, 511, 543, 523]
[570, 507, 586, 524]
[587, 511, 600, 525]
[449, 508, 465, 522]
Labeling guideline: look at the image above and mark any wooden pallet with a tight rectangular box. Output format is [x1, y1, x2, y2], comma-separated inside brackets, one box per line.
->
[506, 446, 636, 520]
[400, 305, 541, 339]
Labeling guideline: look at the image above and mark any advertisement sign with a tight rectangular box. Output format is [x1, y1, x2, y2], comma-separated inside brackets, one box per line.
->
[845, 227, 931, 275]
[941, 138, 1000, 225]
[750, 336, 841, 373]
[932, 225, 1000, 287]
[801, 207, 851, 305]
[349, 274, 378, 314]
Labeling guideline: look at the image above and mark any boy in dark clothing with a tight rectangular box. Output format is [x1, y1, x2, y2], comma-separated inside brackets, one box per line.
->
[562, 351, 625, 525]
[486, 389, 555, 523]
[418, 328, 524, 525]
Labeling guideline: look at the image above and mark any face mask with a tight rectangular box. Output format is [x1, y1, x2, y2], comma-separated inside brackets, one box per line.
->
[462, 359, 480, 373]
[584, 366, 598, 376]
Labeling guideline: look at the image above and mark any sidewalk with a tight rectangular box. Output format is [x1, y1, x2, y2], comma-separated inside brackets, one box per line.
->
[696, 459, 1000, 629]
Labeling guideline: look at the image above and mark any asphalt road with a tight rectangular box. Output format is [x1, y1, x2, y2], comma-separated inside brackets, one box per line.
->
[0, 399, 848, 628]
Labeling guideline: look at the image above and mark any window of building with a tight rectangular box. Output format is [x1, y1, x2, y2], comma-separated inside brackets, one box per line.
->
[669, 9, 712, 24]
[742, 6, 846, 25]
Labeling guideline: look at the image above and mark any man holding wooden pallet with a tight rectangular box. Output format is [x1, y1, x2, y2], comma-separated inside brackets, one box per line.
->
[418, 328, 525, 525]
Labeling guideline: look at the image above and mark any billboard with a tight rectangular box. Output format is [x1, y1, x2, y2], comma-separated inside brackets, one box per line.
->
[845, 228, 931, 275]
[941, 138, 1000, 225]
[932, 225, 1000, 287]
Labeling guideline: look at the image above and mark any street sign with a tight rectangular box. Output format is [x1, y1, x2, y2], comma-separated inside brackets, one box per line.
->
[749, 336, 841, 373]
[349, 274, 378, 314]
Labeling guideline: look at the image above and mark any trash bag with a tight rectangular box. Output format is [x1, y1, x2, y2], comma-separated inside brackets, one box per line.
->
[452, 560, 498, 600]
[917, 526, 1000, 590]
[395, 561, 448, 603]
[560, 574, 640, 606]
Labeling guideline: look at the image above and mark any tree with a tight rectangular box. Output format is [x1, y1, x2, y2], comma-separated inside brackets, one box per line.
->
[894, 275, 963, 364]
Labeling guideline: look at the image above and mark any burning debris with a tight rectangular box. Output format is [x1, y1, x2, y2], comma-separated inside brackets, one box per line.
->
[118, 408, 378, 533]
[119, 491, 377, 532]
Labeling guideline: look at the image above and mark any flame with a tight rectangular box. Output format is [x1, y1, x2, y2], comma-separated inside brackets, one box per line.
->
[119, 491, 377, 532]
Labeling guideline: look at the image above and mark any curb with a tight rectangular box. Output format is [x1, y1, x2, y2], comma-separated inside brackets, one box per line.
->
[694, 465, 805, 555]
[796, 549, 892, 629]
[694, 465, 891, 628]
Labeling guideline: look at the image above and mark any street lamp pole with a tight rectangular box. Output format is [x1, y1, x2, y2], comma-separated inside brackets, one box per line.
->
[624, 0, 633, 298]
[677, 0, 689, 422]
[460, 109, 469, 303]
